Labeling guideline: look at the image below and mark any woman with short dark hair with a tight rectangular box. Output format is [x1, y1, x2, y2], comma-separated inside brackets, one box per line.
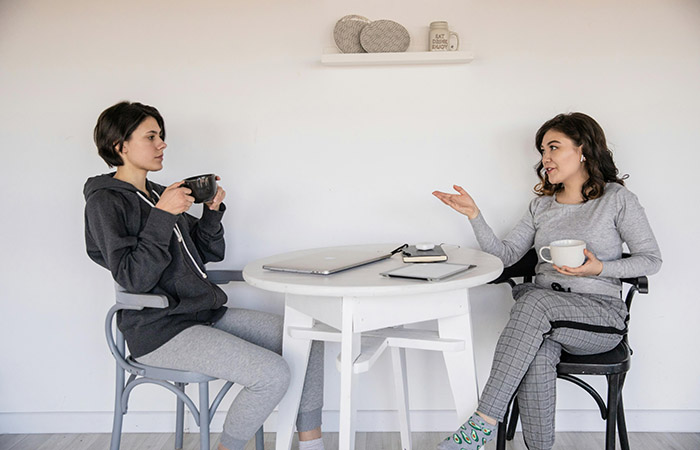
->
[85, 101, 325, 450]
[432, 112, 661, 450]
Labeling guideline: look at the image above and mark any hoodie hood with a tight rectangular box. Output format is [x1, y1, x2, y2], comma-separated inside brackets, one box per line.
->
[84, 173, 135, 201]
[84, 173, 163, 202]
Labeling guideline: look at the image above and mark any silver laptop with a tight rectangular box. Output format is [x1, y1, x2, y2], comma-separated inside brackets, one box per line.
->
[263, 246, 405, 275]
[380, 263, 476, 281]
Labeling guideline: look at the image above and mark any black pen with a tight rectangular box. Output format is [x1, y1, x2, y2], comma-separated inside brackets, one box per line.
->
[390, 244, 408, 255]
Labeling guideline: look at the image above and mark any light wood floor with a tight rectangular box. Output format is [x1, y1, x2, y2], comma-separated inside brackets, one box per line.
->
[1, 432, 699, 450]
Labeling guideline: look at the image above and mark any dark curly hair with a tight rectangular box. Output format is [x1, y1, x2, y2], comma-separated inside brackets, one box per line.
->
[93, 101, 165, 168]
[534, 112, 627, 201]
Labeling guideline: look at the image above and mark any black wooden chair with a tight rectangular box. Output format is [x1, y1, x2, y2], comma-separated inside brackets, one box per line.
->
[490, 249, 649, 450]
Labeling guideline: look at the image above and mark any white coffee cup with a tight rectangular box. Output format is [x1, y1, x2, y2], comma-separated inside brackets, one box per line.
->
[429, 21, 460, 51]
[539, 239, 586, 267]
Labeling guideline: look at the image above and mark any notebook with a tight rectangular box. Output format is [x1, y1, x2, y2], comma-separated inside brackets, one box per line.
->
[402, 244, 448, 263]
[380, 263, 476, 281]
[262, 246, 402, 275]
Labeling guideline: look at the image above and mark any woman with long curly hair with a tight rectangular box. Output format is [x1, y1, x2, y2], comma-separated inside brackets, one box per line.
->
[432, 112, 661, 450]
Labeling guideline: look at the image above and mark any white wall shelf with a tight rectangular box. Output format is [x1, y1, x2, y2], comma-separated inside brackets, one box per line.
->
[321, 50, 474, 66]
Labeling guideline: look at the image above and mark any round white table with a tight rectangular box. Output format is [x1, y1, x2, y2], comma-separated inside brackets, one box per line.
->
[243, 244, 503, 450]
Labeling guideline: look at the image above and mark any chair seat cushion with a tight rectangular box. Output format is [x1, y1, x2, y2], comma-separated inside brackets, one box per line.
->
[558, 340, 631, 375]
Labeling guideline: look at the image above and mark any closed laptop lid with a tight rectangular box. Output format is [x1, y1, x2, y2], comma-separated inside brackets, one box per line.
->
[380, 262, 476, 281]
[262, 248, 395, 275]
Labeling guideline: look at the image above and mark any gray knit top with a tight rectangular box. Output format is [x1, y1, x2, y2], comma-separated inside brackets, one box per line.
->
[470, 183, 662, 298]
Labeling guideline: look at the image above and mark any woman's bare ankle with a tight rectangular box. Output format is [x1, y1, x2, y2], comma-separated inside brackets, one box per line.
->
[476, 410, 497, 426]
[299, 426, 322, 441]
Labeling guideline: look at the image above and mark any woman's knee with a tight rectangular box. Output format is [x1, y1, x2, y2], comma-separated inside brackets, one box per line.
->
[241, 354, 291, 405]
[264, 355, 291, 391]
[524, 339, 562, 379]
[510, 289, 550, 319]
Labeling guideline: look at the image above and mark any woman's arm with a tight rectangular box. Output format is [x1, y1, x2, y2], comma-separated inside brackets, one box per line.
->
[86, 190, 178, 292]
[186, 205, 226, 264]
[600, 189, 662, 278]
[470, 208, 536, 267]
[434, 185, 535, 266]
[185, 184, 226, 264]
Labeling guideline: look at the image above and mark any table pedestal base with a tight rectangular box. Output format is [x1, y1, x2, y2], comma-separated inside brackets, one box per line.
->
[275, 289, 480, 450]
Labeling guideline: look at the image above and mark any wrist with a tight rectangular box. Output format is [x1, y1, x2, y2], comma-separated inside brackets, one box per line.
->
[595, 261, 603, 276]
[154, 204, 177, 216]
[203, 202, 226, 216]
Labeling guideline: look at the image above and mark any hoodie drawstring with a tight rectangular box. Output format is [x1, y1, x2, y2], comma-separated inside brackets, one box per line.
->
[136, 190, 208, 279]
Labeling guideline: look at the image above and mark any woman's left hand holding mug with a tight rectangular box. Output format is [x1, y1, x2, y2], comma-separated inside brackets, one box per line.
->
[205, 176, 226, 211]
[554, 248, 603, 277]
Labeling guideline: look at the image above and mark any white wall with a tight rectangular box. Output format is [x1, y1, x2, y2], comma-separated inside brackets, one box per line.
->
[1, 0, 699, 434]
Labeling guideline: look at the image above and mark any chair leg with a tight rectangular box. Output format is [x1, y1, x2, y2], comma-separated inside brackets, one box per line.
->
[175, 382, 186, 450]
[255, 426, 265, 450]
[199, 382, 210, 450]
[506, 398, 519, 441]
[605, 374, 621, 450]
[110, 350, 126, 450]
[496, 418, 508, 450]
[617, 383, 630, 450]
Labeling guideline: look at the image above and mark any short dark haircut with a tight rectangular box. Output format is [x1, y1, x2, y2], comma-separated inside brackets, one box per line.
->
[93, 101, 166, 167]
[534, 112, 626, 201]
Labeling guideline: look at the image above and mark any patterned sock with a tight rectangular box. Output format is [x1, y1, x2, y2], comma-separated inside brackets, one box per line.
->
[436, 413, 497, 450]
[299, 437, 325, 450]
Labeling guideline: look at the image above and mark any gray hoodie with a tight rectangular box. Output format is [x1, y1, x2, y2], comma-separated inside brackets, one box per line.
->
[84, 173, 227, 357]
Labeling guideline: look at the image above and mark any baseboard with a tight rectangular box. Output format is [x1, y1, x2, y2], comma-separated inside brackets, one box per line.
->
[1, 409, 698, 434]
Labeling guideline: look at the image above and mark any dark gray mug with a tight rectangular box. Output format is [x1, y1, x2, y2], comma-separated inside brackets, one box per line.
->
[182, 174, 217, 203]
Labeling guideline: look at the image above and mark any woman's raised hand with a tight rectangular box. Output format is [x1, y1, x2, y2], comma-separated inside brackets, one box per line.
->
[155, 181, 195, 215]
[432, 185, 480, 219]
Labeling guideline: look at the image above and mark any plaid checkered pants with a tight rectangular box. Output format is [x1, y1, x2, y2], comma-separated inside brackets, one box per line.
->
[477, 284, 628, 450]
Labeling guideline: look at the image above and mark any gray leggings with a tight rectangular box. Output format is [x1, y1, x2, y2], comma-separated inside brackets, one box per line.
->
[137, 308, 324, 450]
[478, 284, 628, 450]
